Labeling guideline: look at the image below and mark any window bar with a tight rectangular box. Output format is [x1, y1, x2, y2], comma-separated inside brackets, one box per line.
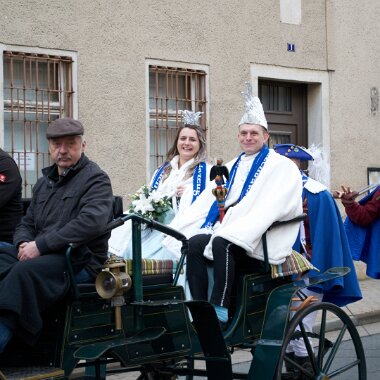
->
[204, 75, 207, 131]
[184, 72, 189, 112]
[65, 63, 73, 117]
[9, 55, 15, 154]
[191, 73, 196, 112]
[165, 70, 169, 157]
[48, 59, 52, 121]
[155, 69, 159, 166]
[175, 71, 179, 127]
[22, 56, 28, 193]
[200, 92, 203, 125]
[58, 60, 62, 117]
[35, 58, 40, 180]
[198, 75, 202, 127]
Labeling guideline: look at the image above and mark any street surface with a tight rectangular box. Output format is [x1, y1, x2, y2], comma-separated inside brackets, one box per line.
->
[105, 325, 380, 379]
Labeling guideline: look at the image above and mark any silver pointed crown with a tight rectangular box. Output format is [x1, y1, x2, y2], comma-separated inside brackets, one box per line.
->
[239, 82, 268, 130]
[181, 110, 203, 127]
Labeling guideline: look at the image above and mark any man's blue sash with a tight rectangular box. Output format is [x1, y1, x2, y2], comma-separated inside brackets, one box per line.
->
[201, 145, 269, 229]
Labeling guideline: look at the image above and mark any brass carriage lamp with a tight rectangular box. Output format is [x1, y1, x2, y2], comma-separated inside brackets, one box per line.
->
[95, 254, 132, 330]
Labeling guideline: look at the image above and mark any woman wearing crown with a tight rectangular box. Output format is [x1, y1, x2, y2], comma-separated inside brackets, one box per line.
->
[108, 110, 211, 260]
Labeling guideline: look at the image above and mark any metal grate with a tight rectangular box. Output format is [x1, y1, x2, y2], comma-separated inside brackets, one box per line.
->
[148, 66, 207, 175]
[3, 51, 74, 197]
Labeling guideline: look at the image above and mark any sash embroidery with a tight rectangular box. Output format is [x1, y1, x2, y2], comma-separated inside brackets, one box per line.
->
[201, 145, 270, 229]
[191, 162, 207, 203]
[151, 162, 171, 191]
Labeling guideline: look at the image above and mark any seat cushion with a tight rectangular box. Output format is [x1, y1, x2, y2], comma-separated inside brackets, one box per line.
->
[271, 251, 317, 279]
[125, 259, 180, 276]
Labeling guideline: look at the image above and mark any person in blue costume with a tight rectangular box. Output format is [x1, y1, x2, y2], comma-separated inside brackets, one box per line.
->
[274, 143, 362, 366]
[334, 184, 380, 279]
[108, 110, 210, 260]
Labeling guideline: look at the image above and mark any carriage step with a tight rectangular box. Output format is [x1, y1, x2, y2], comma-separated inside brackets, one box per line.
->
[131, 299, 182, 307]
[74, 327, 166, 361]
[0, 366, 64, 380]
[185, 300, 233, 380]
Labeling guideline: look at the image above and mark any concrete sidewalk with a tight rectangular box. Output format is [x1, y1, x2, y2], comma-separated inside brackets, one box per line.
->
[342, 277, 380, 328]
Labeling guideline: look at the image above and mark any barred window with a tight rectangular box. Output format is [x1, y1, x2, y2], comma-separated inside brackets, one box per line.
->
[3, 51, 74, 197]
[148, 66, 207, 175]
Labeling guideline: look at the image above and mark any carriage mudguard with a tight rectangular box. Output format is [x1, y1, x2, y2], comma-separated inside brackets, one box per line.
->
[248, 267, 350, 380]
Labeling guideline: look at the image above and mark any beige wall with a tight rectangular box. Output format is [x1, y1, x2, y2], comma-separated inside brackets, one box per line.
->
[327, 0, 380, 194]
[0, 0, 378, 203]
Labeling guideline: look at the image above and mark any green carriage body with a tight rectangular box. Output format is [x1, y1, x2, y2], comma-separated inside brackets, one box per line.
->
[0, 214, 366, 380]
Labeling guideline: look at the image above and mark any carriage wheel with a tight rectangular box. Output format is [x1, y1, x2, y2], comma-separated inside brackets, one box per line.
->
[275, 302, 366, 379]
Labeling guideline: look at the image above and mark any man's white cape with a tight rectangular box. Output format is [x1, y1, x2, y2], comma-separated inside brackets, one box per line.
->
[163, 150, 303, 265]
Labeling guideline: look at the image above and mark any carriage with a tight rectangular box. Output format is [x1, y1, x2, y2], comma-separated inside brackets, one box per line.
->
[0, 211, 366, 380]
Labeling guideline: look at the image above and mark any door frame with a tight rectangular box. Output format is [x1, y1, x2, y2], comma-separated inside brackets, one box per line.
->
[250, 63, 331, 186]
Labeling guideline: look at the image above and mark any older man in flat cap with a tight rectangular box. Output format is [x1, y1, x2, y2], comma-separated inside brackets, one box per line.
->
[0, 117, 113, 353]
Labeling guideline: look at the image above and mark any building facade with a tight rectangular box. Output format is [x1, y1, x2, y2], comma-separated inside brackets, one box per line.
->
[0, 0, 379, 203]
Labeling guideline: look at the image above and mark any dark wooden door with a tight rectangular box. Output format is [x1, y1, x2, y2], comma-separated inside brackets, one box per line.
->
[259, 80, 307, 148]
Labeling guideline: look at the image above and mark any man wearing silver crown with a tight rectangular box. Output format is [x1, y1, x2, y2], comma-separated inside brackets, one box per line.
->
[163, 83, 303, 326]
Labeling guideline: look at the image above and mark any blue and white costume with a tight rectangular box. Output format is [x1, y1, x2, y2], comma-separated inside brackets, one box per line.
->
[108, 156, 210, 259]
[163, 147, 302, 264]
[300, 176, 362, 306]
[274, 143, 362, 359]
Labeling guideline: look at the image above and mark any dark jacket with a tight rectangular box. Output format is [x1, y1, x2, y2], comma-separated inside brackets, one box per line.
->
[13, 153, 113, 276]
[0, 149, 23, 243]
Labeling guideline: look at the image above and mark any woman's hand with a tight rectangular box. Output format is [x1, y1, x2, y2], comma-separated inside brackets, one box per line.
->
[176, 183, 185, 198]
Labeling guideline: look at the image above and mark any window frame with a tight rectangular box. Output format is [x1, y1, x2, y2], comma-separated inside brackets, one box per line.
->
[145, 59, 209, 181]
[0, 44, 78, 196]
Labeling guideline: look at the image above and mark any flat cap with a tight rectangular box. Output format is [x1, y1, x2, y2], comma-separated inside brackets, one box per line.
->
[46, 118, 84, 139]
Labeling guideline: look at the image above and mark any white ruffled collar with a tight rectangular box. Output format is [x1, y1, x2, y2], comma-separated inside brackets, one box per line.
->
[170, 155, 195, 172]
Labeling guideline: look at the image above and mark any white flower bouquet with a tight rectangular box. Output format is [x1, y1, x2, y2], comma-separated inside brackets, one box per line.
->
[128, 185, 172, 223]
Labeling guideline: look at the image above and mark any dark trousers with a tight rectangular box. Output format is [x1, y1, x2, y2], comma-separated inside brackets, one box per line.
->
[0, 245, 92, 344]
[186, 234, 265, 308]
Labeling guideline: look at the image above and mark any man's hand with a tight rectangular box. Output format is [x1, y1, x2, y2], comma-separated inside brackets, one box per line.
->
[332, 190, 343, 199]
[339, 185, 359, 207]
[17, 241, 41, 261]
